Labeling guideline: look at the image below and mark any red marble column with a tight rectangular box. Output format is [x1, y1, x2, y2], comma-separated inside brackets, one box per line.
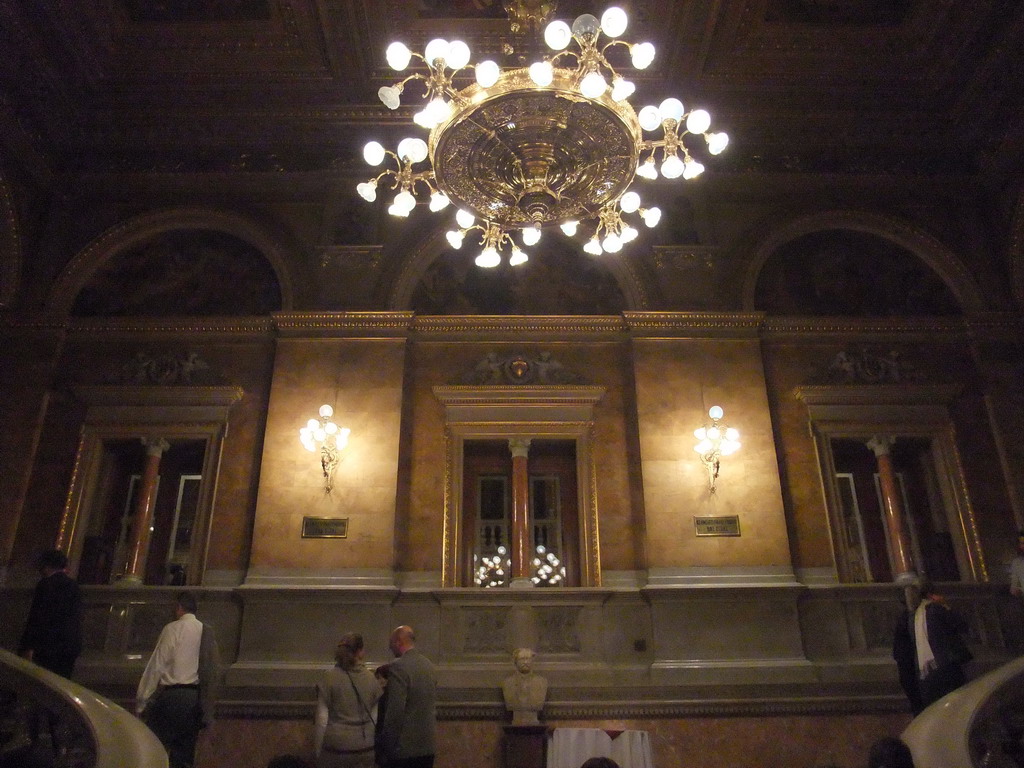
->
[866, 434, 916, 584]
[119, 437, 170, 585]
[508, 438, 533, 588]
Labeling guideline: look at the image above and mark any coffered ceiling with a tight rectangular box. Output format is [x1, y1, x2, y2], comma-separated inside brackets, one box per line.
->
[3, 0, 1023, 185]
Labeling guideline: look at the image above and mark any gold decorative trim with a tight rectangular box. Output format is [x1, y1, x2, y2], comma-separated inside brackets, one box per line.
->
[763, 316, 969, 336]
[273, 312, 414, 336]
[67, 317, 273, 336]
[794, 384, 960, 407]
[623, 312, 765, 336]
[412, 315, 628, 336]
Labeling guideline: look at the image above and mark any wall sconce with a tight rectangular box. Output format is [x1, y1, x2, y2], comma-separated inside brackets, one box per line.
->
[299, 404, 350, 493]
[693, 405, 740, 493]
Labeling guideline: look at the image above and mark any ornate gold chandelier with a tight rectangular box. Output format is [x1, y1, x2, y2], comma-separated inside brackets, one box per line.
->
[358, 5, 729, 268]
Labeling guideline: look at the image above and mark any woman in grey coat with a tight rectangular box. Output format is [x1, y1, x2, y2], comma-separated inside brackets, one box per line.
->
[314, 633, 384, 768]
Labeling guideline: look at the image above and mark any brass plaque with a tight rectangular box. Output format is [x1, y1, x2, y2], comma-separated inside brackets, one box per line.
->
[301, 516, 348, 539]
[694, 515, 740, 537]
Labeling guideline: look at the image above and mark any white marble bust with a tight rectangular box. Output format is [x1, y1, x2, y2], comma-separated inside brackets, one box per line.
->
[502, 648, 548, 726]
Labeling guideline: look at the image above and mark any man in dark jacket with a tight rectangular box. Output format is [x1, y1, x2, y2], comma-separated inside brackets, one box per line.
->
[19, 549, 83, 679]
[912, 580, 972, 708]
[379, 625, 436, 768]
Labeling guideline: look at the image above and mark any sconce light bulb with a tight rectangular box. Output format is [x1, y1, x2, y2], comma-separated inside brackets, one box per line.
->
[708, 405, 724, 420]
[319, 404, 334, 418]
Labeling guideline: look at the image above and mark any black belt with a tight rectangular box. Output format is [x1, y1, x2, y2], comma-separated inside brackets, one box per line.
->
[164, 683, 200, 690]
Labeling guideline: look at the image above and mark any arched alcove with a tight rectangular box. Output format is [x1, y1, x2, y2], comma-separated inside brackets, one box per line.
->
[388, 225, 647, 313]
[742, 211, 985, 314]
[48, 208, 299, 316]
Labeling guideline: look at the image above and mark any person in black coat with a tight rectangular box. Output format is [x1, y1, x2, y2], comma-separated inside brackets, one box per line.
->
[18, 549, 83, 679]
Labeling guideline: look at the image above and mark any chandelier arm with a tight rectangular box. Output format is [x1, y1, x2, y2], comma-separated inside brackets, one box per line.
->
[550, 50, 577, 68]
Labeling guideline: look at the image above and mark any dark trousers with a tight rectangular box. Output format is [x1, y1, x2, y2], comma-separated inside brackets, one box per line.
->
[921, 663, 966, 708]
[388, 757, 434, 768]
[144, 686, 201, 768]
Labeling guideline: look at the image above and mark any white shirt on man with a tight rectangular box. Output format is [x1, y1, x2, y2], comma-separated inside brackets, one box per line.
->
[136, 612, 203, 714]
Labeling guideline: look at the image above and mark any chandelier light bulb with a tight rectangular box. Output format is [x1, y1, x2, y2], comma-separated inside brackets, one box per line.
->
[396, 137, 428, 164]
[521, 225, 541, 246]
[659, 97, 685, 122]
[695, 439, 712, 454]
[313, 428, 327, 442]
[611, 77, 635, 102]
[571, 13, 601, 43]
[475, 246, 500, 268]
[707, 426, 721, 441]
[694, 427, 707, 440]
[388, 202, 410, 217]
[529, 61, 554, 87]
[336, 428, 350, 450]
[447, 40, 471, 70]
[319, 404, 334, 418]
[637, 105, 662, 132]
[661, 153, 685, 178]
[424, 38, 450, 67]
[685, 108, 712, 134]
[630, 41, 655, 69]
[429, 191, 450, 211]
[707, 131, 730, 155]
[709, 405, 724, 419]
[475, 59, 500, 88]
[725, 428, 740, 442]
[560, 220, 579, 236]
[446, 230, 465, 249]
[603, 232, 622, 252]
[619, 190, 641, 213]
[377, 86, 402, 110]
[544, 20, 572, 50]
[636, 156, 658, 179]
[642, 207, 662, 227]
[455, 209, 476, 228]
[412, 108, 435, 129]
[600, 7, 628, 38]
[385, 42, 412, 71]
[509, 247, 528, 266]
[584, 237, 603, 255]
[683, 159, 705, 179]
[356, 182, 377, 202]
[324, 422, 338, 435]
[363, 141, 386, 166]
[580, 71, 608, 99]
[621, 225, 638, 243]
[307, 418, 321, 431]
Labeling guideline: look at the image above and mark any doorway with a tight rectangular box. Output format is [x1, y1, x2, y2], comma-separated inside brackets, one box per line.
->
[461, 439, 579, 587]
[76, 439, 207, 586]
[831, 437, 961, 583]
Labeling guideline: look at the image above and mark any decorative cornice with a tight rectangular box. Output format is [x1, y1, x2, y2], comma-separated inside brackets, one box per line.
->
[64, 317, 273, 337]
[433, 386, 606, 408]
[272, 311, 415, 337]
[793, 383, 961, 407]
[624, 312, 765, 337]
[412, 315, 628, 338]
[762, 316, 970, 336]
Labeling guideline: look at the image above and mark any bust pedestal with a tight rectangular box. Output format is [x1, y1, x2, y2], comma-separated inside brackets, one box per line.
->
[503, 725, 548, 768]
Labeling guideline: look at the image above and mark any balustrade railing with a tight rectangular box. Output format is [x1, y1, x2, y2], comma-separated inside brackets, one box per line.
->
[0, 648, 166, 768]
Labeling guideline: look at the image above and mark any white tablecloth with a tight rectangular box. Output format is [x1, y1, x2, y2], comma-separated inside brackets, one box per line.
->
[546, 727, 653, 768]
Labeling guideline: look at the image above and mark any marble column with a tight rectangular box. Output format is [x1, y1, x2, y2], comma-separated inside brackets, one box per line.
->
[866, 434, 916, 585]
[509, 438, 533, 589]
[118, 437, 170, 585]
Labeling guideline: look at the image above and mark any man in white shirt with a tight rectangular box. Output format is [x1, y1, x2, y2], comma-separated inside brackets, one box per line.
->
[137, 591, 217, 768]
